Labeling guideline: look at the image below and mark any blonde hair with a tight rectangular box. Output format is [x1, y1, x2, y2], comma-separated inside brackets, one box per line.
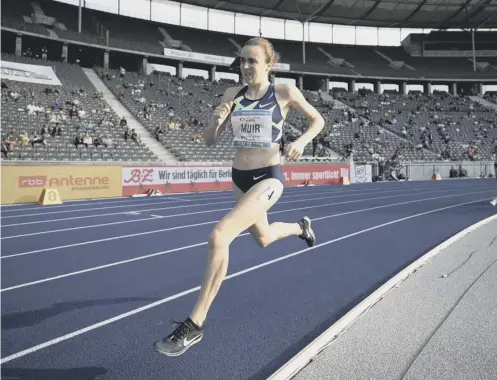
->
[244, 37, 280, 66]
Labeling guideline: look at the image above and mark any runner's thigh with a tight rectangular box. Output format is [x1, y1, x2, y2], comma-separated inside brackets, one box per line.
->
[215, 179, 284, 240]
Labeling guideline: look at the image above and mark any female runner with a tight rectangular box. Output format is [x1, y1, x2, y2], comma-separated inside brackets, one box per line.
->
[154, 37, 325, 356]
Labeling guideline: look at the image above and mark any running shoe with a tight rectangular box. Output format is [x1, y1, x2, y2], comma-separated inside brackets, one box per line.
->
[298, 216, 316, 247]
[154, 317, 204, 356]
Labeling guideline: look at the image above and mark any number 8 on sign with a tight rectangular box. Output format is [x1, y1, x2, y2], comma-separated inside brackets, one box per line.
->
[38, 188, 62, 205]
[48, 191, 57, 201]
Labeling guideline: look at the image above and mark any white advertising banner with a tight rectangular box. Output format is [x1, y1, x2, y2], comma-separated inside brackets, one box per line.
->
[162, 48, 290, 71]
[1, 61, 62, 86]
[122, 166, 233, 186]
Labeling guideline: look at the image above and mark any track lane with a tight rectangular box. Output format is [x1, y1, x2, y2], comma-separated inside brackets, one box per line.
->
[1, 191, 494, 360]
[1, 196, 494, 379]
[2, 188, 493, 284]
[2, 180, 488, 223]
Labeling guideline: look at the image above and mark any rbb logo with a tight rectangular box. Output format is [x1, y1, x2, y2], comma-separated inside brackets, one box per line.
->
[18, 176, 47, 187]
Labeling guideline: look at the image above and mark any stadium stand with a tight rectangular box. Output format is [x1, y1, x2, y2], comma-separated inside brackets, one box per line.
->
[98, 67, 239, 162]
[3, 0, 497, 79]
[1, 0, 497, 166]
[336, 91, 497, 161]
[286, 93, 437, 162]
[1, 54, 159, 162]
[2, 52, 496, 164]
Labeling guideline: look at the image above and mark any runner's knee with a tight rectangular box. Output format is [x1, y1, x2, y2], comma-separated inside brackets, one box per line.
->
[252, 232, 272, 248]
[208, 226, 231, 252]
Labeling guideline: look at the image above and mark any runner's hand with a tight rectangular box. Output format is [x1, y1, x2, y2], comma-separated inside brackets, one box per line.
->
[212, 101, 233, 127]
[285, 140, 305, 161]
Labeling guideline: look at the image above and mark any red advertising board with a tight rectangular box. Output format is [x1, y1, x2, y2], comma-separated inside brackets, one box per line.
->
[121, 164, 349, 196]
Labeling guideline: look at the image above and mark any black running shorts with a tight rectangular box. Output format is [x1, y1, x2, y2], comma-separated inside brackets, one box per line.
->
[232, 164, 285, 193]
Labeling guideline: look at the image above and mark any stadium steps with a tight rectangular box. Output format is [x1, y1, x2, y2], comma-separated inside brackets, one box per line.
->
[82, 68, 179, 163]
[31, 2, 45, 17]
[47, 29, 59, 38]
[374, 49, 416, 71]
[158, 27, 191, 51]
[469, 96, 497, 113]
[228, 37, 242, 53]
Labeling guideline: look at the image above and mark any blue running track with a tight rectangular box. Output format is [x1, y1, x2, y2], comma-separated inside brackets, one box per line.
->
[1, 179, 496, 380]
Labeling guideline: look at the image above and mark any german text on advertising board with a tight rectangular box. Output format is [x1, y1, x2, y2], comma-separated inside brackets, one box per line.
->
[283, 164, 349, 186]
[1, 166, 122, 204]
[122, 166, 233, 186]
[121, 164, 350, 196]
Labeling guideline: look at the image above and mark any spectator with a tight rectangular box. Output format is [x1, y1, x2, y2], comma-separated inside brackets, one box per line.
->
[93, 136, 103, 147]
[20, 132, 29, 147]
[102, 135, 113, 148]
[130, 129, 140, 144]
[2, 135, 16, 153]
[83, 133, 92, 148]
[50, 125, 62, 138]
[312, 137, 318, 157]
[69, 105, 78, 119]
[31, 134, 46, 147]
[190, 133, 201, 144]
[74, 134, 84, 148]
[155, 125, 164, 140]
[1, 140, 9, 158]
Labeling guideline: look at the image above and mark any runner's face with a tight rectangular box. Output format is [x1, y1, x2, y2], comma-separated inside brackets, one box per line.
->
[240, 46, 270, 85]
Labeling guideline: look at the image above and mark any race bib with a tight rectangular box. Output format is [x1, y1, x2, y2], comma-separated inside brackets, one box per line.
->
[231, 109, 273, 149]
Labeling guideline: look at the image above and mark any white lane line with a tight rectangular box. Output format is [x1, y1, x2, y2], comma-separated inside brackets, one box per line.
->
[2, 188, 483, 257]
[0, 180, 417, 213]
[0, 185, 357, 217]
[1, 192, 493, 289]
[0, 185, 323, 213]
[1, 185, 328, 213]
[2, 183, 489, 228]
[0, 179, 489, 214]
[0, 187, 415, 228]
[0, 193, 195, 213]
[0, 181, 474, 219]
[1, 184, 491, 239]
[1, 186, 438, 238]
[0, 197, 489, 364]
[0, 188, 238, 211]
[0, 193, 231, 218]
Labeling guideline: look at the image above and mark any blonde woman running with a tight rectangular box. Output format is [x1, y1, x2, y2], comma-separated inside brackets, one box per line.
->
[154, 37, 325, 356]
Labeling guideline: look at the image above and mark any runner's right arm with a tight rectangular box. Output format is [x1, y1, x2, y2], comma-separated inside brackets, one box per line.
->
[204, 87, 237, 147]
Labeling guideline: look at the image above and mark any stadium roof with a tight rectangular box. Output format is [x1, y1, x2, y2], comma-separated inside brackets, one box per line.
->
[182, 0, 497, 29]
